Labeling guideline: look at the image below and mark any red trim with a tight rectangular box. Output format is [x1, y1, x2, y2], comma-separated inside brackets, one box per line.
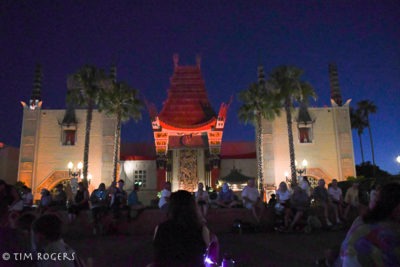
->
[211, 168, 220, 189]
[220, 153, 256, 159]
[159, 118, 217, 131]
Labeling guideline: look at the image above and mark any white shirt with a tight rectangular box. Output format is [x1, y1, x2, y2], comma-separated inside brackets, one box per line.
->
[328, 186, 342, 202]
[195, 190, 209, 202]
[158, 189, 171, 208]
[241, 186, 259, 203]
[276, 190, 291, 203]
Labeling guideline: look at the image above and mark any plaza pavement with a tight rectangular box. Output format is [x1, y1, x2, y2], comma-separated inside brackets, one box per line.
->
[66, 227, 347, 267]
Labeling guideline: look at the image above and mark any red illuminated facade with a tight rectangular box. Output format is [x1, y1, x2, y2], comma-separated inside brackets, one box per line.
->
[149, 54, 230, 191]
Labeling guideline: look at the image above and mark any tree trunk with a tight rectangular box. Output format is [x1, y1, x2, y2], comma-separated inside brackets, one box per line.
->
[83, 99, 93, 184]
[285, 100, 297, 187]
[367, 116, 376, 175]
[112, 112, 122, 182]
[358, 132, 365, 163]
[255, 113, 264, 200]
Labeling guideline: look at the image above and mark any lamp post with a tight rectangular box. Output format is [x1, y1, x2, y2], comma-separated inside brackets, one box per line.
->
[87, 173, 92, 185]
[68, 161, 82, 194]
[296, 159, 308, 177]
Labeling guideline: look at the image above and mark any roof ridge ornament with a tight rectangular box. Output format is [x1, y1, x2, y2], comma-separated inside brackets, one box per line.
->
[196, 54, 201, 69]
[173, 53, 179, 68]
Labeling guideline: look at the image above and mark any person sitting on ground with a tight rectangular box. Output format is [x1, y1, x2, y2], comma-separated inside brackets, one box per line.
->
[31, 213, 84, 267]
[158, 181, 171, 211]
[90, 183, 109, 232]
[339, 182, 400, 266]
[38, 188, 52, 214]
[195, 182, 209, 220]
[328, 179, 344, 218]
[299, 176, 312, 198]
[343, 181, 359, 220]
[284, 185, 310, 231]
[241, 178, 265, 223]
[312, 178, 341, 226]
[152, 190, 212, 267]
[67, 182, 89, 223]
[127, 183, 146, 219]
[51, 183, 67, 210]
[217, 183, 241, 208]
[275, 181, 291, 215]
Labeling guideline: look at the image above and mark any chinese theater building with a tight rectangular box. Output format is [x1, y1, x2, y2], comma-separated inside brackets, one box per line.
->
[149, 54, 231, 192]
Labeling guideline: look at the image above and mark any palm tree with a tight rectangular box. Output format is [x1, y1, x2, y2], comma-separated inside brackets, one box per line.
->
[350, 107, 367, 163]
[238, 70, 281, 197]
[267, 66, 316, 186]
[357, 100, 377, 169]
[67, 65, 108, 184]
[99, 77, 143, 182]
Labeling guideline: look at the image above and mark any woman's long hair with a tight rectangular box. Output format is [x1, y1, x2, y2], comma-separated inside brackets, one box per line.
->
[363, 182, 400, 223]
[168, 190, 202, 229]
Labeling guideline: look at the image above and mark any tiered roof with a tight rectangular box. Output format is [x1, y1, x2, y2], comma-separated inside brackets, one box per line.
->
[158, 56, 216, 129]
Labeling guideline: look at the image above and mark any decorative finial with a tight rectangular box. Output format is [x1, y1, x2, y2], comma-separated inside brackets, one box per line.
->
[30, 64, 42, 109]
[196, 54, 201, 69]
[257, 65, 265, 85]
[328, 63, 343, 106]
[173, 53, 179, 68]
[110, 64, 117, 83]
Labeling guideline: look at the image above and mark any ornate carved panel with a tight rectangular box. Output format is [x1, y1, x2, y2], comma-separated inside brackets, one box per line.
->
[178, 149, 198, 192]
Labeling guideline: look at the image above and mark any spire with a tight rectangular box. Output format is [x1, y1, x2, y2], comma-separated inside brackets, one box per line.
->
[173, 53, 179, 69]
[328, 63, 343, 106]
[257, 65, 266, 85]
[30, 64, 42, 109]
[110, 64, 117, 83]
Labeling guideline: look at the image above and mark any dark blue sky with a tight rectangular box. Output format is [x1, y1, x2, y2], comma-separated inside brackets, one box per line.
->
[1, 1, 399, 174]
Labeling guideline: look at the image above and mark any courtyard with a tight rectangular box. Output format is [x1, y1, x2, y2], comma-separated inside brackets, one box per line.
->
[67, 227, 347, 267]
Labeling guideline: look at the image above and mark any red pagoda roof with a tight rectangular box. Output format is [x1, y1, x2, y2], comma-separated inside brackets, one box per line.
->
[158, 57, 216, 128]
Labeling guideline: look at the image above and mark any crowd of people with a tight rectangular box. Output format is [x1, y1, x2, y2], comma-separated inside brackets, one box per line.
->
[1, 177, 399, 266]
[0, 179, 146, 234]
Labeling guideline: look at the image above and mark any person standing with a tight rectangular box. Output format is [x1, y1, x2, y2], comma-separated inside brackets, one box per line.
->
[343, 182, 359, 220]
[67, 182, 89, 223]
[90, 183, 108, 233]
[52, 184, 67, 210]
[328, 179, 344, 218]
[313, 179, 341, 226]
[195, 182, 209, 220]
[158, 182, 171, 211]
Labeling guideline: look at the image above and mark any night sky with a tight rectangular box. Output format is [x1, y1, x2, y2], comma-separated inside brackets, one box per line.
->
[1, 1, 399, 174]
